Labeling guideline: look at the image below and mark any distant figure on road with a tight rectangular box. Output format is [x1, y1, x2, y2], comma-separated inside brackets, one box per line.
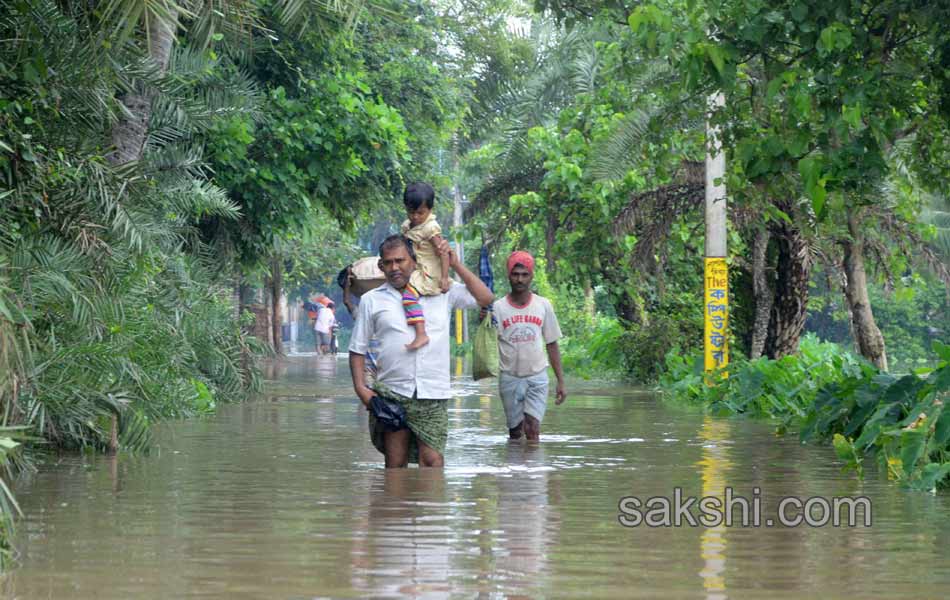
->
[493, 251, 566, 442]
[314, 301, 336, 355]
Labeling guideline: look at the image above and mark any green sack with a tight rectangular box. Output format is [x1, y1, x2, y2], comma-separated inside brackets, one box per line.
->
[472, 312, 499, 380]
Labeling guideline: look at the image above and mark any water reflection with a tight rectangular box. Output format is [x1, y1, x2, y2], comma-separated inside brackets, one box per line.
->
[493, 443, 557, 599]
[478, 395, 492, 428]
[313, 354, 339, 380]
[697, 416, 731, 600]
[356, 468, 452, 597]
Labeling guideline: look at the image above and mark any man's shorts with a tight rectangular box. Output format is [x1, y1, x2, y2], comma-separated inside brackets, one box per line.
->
[499, 370, 549, 430]
[316, 331, 332, 346]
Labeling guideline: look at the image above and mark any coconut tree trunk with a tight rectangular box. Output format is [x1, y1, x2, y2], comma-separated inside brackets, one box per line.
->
[109, 10, 177, 165]
[765, 218, 810, 359]
[106, 9, 185, 446]
[841, 211, 888, 370]
[108, 415, 119, 453]
[270, 258, 283, 356]
[749, 228, 772, 359]
[233, 279, 243, 323]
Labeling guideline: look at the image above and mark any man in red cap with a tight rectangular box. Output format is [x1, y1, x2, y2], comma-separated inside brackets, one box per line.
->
[491, 250, 566, 442]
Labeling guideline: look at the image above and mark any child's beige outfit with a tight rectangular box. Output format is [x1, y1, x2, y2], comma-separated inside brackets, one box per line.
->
[401, 213, 444, 296]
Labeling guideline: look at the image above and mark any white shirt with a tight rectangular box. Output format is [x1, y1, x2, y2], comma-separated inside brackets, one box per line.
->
[314, 307, 335, 333]
[349, 281, 478, 399]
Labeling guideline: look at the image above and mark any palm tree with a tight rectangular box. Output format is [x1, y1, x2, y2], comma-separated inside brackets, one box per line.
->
[100, 0, 370, 165]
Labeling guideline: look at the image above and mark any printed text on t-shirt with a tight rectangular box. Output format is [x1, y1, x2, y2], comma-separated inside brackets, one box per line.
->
[501, 314, 543, 329]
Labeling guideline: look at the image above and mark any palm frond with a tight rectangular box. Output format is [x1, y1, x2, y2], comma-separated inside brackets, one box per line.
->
[588, 109, 654, 182]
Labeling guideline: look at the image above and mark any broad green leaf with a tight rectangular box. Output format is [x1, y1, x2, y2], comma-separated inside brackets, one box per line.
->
[900, 428, 927, 477]
[932, 390, 950, 443]
[790, 3, 808, 22]
[843, 104, 862, 129]
[706, 44, 726, 76]
[766, 76, 784, 101]
[819, 26, 836, 52]
[908, 463, 950, 492]
[832, 433, 853, 460]
[628, 8, 648, 33]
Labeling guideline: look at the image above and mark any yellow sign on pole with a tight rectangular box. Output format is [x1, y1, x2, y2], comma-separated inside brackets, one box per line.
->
[455, 308, 463, 345]
[704, 257, 729, 374]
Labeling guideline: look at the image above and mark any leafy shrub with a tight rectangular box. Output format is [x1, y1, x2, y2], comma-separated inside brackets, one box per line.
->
[661, 334, 865, 420]
[561, 317, 626, 379]
[659, 335, 950, 490]
[802, 342, 950, 492]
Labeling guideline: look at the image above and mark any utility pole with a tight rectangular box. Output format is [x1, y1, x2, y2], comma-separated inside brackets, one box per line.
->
[704, 92, 728, 375]
[453, 181, 468, 344]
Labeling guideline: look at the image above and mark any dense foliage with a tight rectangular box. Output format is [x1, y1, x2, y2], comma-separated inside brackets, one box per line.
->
[661, 338, 950, 491]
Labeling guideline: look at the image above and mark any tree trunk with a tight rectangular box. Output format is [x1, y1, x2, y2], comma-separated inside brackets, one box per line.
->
[236, 280, 250, 385]
[263, 283, 273, 349]
[601, 260, 647, 326]
[233, 279, 243, 323]
[271, 258, 283, 356]
[841, 212, 888, 370]
[749, 228, 772, 359]
[108, 414, 119, 453]
[584, 280, 595, 319]
[238, 281, 251, 326]
[545, 212, 558, 280]
[109, 11, 177, 165]
[765, 219, 810, 359]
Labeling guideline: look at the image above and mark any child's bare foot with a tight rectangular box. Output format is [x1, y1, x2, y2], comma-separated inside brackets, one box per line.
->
[440, 278, 451, 293]
[405, 333, 430, 351]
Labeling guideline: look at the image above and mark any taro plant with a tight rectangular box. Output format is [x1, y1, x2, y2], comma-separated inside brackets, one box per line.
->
[802, 341, 950, 491]
[660, 337, 950, 491]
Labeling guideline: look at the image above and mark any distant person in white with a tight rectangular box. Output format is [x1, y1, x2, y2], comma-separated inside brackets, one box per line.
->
[314, 303, 335, 354]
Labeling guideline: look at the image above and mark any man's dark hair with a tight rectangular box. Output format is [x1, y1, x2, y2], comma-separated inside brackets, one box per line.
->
[403, 182, 435, 210]
[378, 234, 416, 262]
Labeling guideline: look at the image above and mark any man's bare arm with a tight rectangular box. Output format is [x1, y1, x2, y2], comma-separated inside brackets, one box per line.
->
[349, 352, 374, 407]
[546, 341, 566, 405]
[342, 267, 356, 317]
[433, 238, 493, 306]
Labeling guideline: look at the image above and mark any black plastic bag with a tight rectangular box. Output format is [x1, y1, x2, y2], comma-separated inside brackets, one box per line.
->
[370, 395, 407, 431]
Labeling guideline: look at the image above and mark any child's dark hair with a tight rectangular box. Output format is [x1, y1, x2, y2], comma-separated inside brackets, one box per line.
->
[403, 182, 435, 210]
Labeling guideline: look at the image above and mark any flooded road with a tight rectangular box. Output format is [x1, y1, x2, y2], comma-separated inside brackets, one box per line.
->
[6, 353, 950, 598]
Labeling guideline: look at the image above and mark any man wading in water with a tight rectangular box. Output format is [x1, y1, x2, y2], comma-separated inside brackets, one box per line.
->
[348, 234, 493, 467]
[492, 251, 566, 442]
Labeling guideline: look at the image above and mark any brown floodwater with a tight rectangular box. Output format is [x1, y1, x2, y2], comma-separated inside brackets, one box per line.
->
[5, 352, 950, 598]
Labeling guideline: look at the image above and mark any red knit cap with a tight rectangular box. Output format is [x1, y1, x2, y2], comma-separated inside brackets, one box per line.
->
[507, 250, 535, 276]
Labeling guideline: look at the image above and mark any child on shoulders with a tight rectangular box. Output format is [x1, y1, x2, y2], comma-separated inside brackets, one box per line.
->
[400, 182, 451, 350]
